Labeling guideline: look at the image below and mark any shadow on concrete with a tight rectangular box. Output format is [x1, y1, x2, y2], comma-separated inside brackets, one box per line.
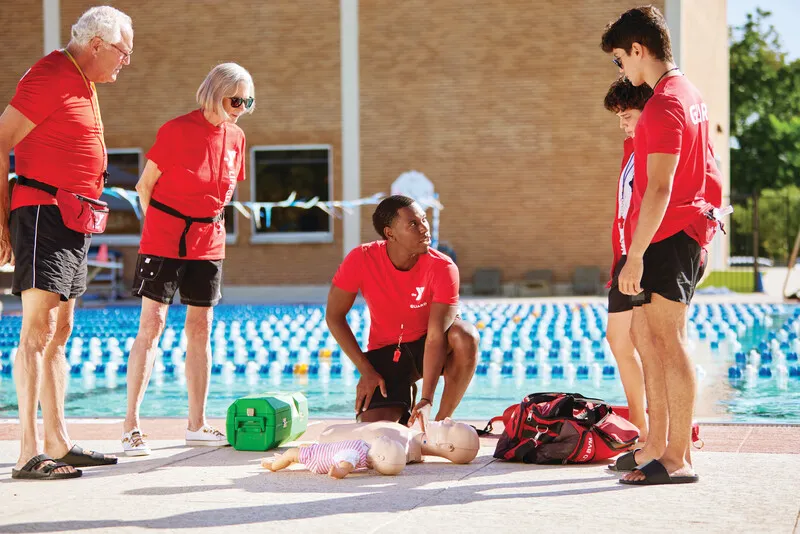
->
[0, 447, 217, 484]
[0, 464, 630, 532]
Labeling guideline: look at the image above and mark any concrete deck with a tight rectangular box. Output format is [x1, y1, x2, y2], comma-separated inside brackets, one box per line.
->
[0, 419, 798, 534]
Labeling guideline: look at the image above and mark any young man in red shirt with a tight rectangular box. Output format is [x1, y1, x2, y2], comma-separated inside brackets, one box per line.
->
[123, 63, 253, 455]
[0, 6, 132, 480]
[603, 78, 653, 444]
[601, 6, 723, 485]
[326, 195, 479, 428]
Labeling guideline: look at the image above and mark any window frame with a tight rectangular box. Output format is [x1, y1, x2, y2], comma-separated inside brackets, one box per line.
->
[225, 187, 239, 245]
[248, 144, 334, 245]
[93, 147, 143, 246]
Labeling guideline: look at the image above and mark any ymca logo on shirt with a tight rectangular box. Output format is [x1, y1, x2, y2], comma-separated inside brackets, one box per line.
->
[410, 286, 427, 309]
[224, 149, 238, 179]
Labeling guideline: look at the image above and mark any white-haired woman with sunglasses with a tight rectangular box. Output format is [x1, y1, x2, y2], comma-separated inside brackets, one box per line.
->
[122, 63, 254, 455]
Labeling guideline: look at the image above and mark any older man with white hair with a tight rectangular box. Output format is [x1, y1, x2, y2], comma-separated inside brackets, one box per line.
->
[0, 5, 133, 480]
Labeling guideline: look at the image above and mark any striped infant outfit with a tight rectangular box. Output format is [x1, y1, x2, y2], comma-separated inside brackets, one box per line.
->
[299, 440, 370, 474]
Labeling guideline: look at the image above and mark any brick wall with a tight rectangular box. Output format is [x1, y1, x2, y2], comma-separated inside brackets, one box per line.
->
[2, 0, 736, 291]
[360, 0, 664, 284]
[0, 0, 42, 120]
[59, 0, 344, 285]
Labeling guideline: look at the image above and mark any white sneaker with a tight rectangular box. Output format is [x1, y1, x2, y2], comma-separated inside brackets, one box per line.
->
[122, 429, 151, 456]
[185, 425, 229, 447]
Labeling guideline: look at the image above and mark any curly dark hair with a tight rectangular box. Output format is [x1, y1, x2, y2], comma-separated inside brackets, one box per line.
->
[600, 5, 674, 63]
[603, 77, 653, 112]
[372, 195, 416, 239]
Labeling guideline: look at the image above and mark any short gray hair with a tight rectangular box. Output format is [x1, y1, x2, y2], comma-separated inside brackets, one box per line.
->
[70, 6, 133, 47]
[196, 63, 255, 120]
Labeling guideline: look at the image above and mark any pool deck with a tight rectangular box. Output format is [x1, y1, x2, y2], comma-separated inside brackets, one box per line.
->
[0, 295, 797, 532]
[0, 418, 798, 534]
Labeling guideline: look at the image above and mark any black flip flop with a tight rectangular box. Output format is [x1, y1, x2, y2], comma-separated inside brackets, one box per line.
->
[56, 444, 118, 467]
[608, 448, 641, 472]
[11, 454, 82, 480]
[619, 459, 699, 485]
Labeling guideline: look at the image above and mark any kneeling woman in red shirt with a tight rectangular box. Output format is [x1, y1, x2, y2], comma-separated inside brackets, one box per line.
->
[326, 196, 480, 428]
[122, 63, 254, 455]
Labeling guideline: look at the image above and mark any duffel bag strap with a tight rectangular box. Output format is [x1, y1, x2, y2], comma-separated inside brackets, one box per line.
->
[475, 415, 504, 436]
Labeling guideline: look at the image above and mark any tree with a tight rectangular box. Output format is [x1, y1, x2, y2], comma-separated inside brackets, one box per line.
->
[731, 185, 800, 263]
[729, 10, 800, 286]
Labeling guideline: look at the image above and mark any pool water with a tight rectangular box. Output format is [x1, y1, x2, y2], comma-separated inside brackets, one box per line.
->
[0, 303, 798, 424]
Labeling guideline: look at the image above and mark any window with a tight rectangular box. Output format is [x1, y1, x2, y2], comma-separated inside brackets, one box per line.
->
[224, 190, 238, 244]
[96, 149, 143, 245]
[249, 145, 333, 244]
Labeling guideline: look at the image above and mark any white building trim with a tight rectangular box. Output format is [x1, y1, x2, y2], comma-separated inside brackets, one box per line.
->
[43, 0, 60, 54]
[340, 0, 360, 258]
[664, 0, 682, 67]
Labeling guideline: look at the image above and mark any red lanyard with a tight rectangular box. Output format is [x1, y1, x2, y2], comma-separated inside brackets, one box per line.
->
[62, 49, 107, 172]
[393, 324, 404, 362]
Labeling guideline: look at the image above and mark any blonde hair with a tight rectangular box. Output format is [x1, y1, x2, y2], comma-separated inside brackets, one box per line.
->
[196, 63, 255, 120]
[70, 6, 132, 47]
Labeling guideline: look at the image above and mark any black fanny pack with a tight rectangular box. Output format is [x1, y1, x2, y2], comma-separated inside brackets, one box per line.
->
[148, 198, 223, 258]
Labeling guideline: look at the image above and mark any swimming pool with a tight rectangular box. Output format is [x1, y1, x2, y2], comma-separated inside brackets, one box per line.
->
[0, 302, 798, 424]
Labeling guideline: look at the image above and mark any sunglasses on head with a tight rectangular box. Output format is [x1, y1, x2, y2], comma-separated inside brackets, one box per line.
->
[229, 96, 254, 109]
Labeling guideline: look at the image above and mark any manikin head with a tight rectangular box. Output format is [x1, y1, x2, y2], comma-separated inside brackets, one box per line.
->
[423, 418, 480, 464]
[366, 435, 406, 475]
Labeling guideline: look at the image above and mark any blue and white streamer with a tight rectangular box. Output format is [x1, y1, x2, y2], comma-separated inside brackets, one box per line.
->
[7, 173, 444, 238]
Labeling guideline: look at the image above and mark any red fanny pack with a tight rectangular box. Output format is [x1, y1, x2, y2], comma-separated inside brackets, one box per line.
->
[16, 175, 109, 234]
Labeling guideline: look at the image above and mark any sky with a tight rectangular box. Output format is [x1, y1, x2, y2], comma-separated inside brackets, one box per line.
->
[728, 0, 800, 60]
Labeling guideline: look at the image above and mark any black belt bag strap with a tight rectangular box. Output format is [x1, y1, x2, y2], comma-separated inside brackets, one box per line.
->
[148, 198, 223, 258]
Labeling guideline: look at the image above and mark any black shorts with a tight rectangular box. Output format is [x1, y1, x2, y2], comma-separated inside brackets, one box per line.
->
[630, 230, 702, 307]
[132, 254, 223, 307]
[10, 205, 91, 301]
[362, 335, 436, 424]
[608, 256, 633, 313]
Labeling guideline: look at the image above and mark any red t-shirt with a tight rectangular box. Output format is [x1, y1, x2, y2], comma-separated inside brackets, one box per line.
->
[627, 75, 723, 248]
[10, 50, 106, 209]
[332, 240, 460, 351]
[609, 136, 635, 284]
[139, 110, 246, 260]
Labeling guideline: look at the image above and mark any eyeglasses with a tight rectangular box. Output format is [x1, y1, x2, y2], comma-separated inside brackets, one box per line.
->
[228, 96, 254, 110]
[107, 41, 132, 61]
[612, 56, 623, 69]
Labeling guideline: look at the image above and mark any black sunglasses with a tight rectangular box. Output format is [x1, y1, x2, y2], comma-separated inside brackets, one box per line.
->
[229, 96, 254, 109]
[612, 57, 623, 69]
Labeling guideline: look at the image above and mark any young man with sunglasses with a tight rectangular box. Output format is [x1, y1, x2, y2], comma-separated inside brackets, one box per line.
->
[0, 6, 132, 480]
[601, 6, 723, 485]
[122, 63, 254, 455]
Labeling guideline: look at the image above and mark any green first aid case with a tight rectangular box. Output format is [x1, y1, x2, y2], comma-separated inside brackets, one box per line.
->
[226, 392, 308, 451]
